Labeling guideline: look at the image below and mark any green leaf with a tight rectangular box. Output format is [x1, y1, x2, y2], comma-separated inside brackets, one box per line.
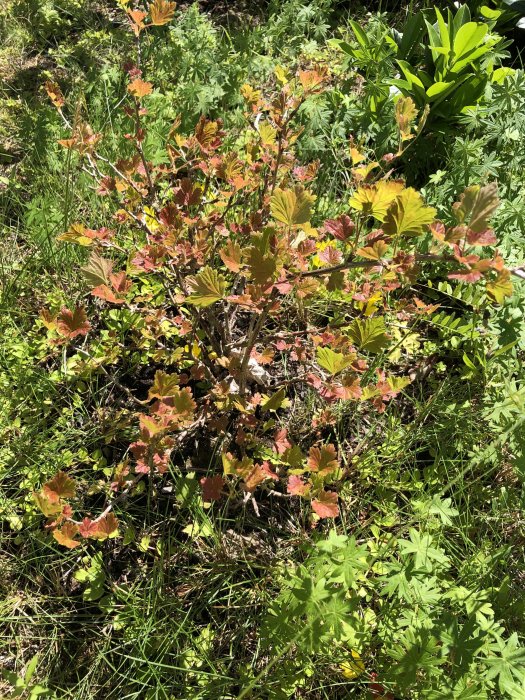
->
[426, 81, 454, 98]
[186, 266, 227, 307]
[349, 20, 369, 50]
[316, 347, 354, 375]
[347, 317, 389, 353]
[398, 529, 449, 570]
[261, 387, 288, 412]
[451, 22, 489, 67]
[484, 633, 525, 695]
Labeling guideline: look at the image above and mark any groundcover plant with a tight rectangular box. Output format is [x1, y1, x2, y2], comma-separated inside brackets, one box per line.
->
[1, 1, 524, 699]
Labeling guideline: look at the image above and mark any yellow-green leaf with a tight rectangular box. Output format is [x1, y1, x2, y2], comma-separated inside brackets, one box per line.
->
[316, 347, 354, 375]
[186, 266, 227, 307]
[486, 270, 513, 304]
[347, 317, 389, 353]
[270, 187, 314, 227]
[349, 180, 405, 221]
[383, 187, 436, 238]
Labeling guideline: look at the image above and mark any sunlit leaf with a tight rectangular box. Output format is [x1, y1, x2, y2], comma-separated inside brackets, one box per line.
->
[186, 266, 227, 307]
[383, 187, 436, 238]
[316, 347, 354, 375]
[347, 317, 389, 353]
[307, 444, 339, 475]
[56, 306, 91, 339]
[311, 490, 339, 518]
[349, 180, 404, 221]
[43, 471, 76, 501]
[287, 475, 310, 496]
[270, 187, 314, 227]
[149, 0, 177, 25]
[127, 78, 153, 98]
[82, 252, 114, 288]
[148, 371, 180, 400]
[452, 182, 499, 234]
[44, 80, 65, 109]
[53, 522, 81, 549]
[486, 270, 513, 304]
[395, 96, 418, 141]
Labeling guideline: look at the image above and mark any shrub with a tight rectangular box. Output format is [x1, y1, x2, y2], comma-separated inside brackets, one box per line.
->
[33, 1, 515, 547]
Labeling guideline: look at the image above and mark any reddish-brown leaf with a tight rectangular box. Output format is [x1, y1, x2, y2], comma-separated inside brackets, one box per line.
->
[44, 80, 65, 109]
[200, 475, 225, 502]
[323, 215, 355, 241]
[53, 522, 81, 548]
[43, 471, 76, 502]
[287, 475, 310, 496]
[466, 228, 497, 246]
[274, 428, 292, 455]
[56, 306, 91, 339]
[307, 444, 339, 475]
[79, 517, 100, 538]
[311, 491, 339, 518]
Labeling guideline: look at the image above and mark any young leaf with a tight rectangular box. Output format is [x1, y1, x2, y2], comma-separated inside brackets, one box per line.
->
[186, 266, 227, 307]
[383, 188, 436, 238]
[270, 187, 314, 227]
[149, 0, 177, 25]
[311, 491, 339, 518]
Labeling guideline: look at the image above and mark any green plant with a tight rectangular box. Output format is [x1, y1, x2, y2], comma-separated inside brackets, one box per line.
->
[390, 4, 510, 119]
[259, 527, 525, 698]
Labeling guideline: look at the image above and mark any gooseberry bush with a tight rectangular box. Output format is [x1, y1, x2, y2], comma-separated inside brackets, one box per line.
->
[35, 1, 513, 548]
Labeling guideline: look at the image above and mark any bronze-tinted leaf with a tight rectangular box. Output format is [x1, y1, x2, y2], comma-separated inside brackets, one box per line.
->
[149, 0, 177, 25]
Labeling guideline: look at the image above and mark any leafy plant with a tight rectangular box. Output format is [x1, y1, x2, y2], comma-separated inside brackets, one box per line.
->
[390, 4, 510, 119]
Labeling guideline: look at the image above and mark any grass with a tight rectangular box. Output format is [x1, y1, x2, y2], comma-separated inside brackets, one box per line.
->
[1, 0, 525, 698]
